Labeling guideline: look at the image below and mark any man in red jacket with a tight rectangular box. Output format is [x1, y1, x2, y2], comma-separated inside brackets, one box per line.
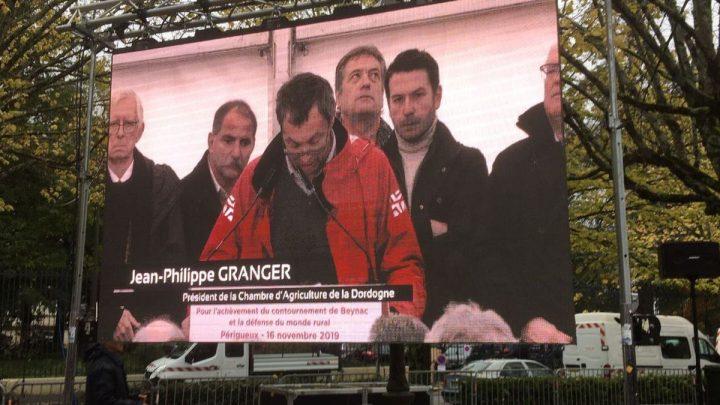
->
[201, 73, 425, 319]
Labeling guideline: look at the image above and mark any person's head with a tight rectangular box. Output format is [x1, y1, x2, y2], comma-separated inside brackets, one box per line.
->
[369, 313, 429, 342]
[335, 46, 386, 121]
[425, 302, 518, 342]
[385, 49, 442, 144]
[133, 318, 186, 342]
[541, 44, 562, 133]
[276, 73, 336, 180]
[207, 100, 257, 191]
[108, 89, 144, 165]
[102, 339, 124, 353]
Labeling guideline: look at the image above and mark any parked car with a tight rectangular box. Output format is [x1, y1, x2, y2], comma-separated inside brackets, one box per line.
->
[340, 343, 390, 363]
[441, 344, 473, 370]
[441, 359, 554, 404]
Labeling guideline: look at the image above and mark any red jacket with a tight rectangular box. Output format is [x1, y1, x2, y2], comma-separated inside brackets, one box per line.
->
[201, 122, 426, 318]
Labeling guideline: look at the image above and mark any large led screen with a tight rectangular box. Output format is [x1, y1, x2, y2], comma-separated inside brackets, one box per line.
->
[99, 0, 575, 344]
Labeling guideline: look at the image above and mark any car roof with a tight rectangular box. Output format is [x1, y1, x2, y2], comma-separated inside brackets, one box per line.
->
[463, 358, 550, 369]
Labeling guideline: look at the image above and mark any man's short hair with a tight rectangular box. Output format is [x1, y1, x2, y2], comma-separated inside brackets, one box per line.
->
[385, 49, 440, 96]
[335, 45, 386, 92]
[111, 88, 144, 123]
[276, 73, 336, 126]
[212, 100, 257, 136]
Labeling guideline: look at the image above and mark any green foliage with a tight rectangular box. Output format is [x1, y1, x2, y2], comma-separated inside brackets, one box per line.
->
[0, 1, 109, 259]
[0, 0, 109, 357]
[560, 0, 720, 324]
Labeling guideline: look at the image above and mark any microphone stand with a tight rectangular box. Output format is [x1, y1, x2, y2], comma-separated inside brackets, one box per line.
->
[295, 157, 412, 402]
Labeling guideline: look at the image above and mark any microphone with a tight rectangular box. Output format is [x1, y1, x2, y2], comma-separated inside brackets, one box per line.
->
[295, 163, 377, 284]
[204, 168, 275, 260]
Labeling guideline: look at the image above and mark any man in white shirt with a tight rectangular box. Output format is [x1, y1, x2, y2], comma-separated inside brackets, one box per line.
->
[102, 89, 185, 342]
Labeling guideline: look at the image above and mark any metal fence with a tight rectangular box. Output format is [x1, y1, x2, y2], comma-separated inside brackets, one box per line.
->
[148, 376, 273, 405]
[2, 375, 144, 405]
[1, 342, 388, 379]
[0, 268, 78, 380]
[0, 340, 561, 380]
[420, 368, 696, 405]
[1, 368, 700, 404]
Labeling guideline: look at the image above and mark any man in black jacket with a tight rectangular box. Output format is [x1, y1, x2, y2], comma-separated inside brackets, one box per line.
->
[84, 341, 145, 404]
[334, 45, 393, 148]
[480, 44, 573, 342]
[102, 89, 185, 342]
[180, 100, 257, 259]
[382, 49, 488, 330]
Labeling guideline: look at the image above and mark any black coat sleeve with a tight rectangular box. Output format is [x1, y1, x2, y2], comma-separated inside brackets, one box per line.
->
[86, 365, 141, 405]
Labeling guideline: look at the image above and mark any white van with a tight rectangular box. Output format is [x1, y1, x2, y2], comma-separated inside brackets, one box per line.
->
[145, 342, 339, 381]
[563, 312, 720, 369]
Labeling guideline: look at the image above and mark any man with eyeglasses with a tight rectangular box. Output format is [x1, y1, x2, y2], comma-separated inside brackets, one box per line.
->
[381, 49, 488, 329]
[103, 88, 185, 342]
[334, 45, 393, 148]
[180, 100, 256, 259]
[201, 73, 426, 319]
[479, 44, 573, 343]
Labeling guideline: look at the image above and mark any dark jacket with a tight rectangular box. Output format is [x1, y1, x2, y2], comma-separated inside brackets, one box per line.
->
[102, 148, 185, 267]
[375, 118, 393, 149]
[480, 102, 574, 337]
[383, 121, 488, 326]
[100, 148, 186, 337]
[335, 114, 393, 149]
[84, 343, 141, 405]
[180, 150, 224, 260]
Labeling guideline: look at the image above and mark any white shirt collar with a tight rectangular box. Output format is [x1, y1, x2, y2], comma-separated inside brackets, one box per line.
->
[207, 158, 224, 194]
[108, 160, 134, 183]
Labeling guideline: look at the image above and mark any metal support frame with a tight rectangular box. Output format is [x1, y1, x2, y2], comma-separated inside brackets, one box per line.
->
[689, 278, 705, 405]
[56, 2, 638, 405]
[604, 0, 638, 404]
[58, 0, 351, 48]
[63, 39, 98, 405]
[57, 2, 392, 404]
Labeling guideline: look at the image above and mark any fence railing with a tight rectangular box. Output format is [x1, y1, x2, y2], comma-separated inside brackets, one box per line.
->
[150, 376, 273, 405]
[429, 368, 696, 405]
[277, 370, 387, 384]
[2, 375, 145, 405]
[1, 368, 700, 405]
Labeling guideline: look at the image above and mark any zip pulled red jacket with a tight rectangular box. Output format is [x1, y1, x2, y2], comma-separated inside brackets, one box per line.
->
[201, 122, 426, 318]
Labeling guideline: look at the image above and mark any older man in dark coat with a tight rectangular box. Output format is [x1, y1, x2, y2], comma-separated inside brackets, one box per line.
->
[479, 45, 573, 343]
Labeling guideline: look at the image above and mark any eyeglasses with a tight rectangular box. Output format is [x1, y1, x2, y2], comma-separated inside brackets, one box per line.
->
[283, 130, 332, 159]
[540, 63, 560, 76]
[109, 120, 139, 135]
[284, 143, 328, 160]
[285, 145, 325, 159]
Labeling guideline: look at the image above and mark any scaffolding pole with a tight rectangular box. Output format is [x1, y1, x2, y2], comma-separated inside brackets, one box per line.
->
[62, 39, 97, 405]
[604, 1, 638, 404]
